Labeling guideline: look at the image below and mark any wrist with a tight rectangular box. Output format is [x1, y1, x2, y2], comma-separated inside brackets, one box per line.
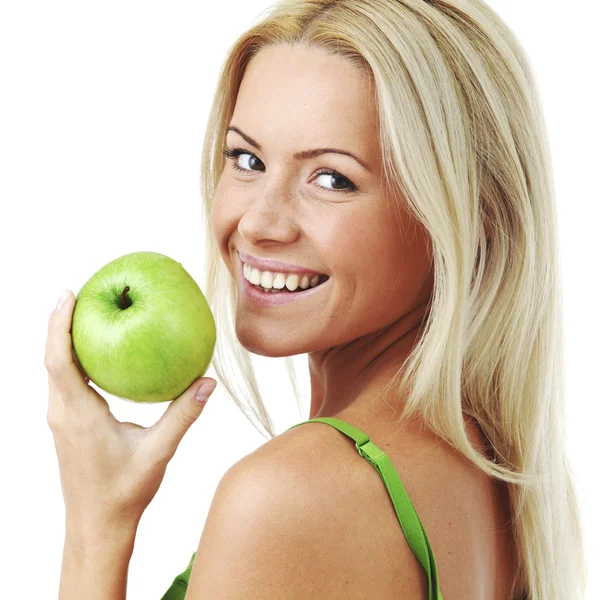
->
[60, 520, 137, 600]
[65, 515, 139, 555]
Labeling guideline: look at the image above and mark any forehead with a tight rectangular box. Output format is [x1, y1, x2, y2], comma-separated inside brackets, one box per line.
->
[230, 44, 379, 152]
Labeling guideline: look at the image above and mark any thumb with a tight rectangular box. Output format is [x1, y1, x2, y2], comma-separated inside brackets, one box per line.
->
[147, 378, 217, 461]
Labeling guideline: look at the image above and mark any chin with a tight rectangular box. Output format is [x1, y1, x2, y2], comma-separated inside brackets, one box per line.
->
[234, 326, 308, 358]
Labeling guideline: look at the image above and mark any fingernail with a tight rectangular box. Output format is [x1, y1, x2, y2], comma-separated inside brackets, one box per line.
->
[195, 381, 216, 403]
[56, 289, 70, 311]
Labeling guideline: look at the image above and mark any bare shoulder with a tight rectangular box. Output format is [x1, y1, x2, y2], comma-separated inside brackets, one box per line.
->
[187, 417, 519, 599]
[185, 422, 429, 599]
[248, 416, 520, 600]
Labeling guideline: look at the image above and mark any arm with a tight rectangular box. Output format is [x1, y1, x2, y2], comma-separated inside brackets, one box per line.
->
[185, 457, 317, 599]
[44, 291, 216, 600]
[182, 449, 425, 599]
[181, 433, 430, 599]
[58, 520, 138, 600]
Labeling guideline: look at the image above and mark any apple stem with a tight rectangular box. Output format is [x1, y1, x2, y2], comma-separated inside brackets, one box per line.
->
[120, 286, 132, 309]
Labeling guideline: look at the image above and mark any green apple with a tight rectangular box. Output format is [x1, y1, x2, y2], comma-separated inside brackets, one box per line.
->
[71, 251, 216, 403]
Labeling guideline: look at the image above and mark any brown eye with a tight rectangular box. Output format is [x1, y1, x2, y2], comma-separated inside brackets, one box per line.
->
[313, 169, 358, 193]
[223, 147, 264, 172]
[222, 145, 360, 194]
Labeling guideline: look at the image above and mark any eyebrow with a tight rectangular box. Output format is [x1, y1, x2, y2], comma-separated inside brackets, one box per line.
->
[226, 125, 371, 173]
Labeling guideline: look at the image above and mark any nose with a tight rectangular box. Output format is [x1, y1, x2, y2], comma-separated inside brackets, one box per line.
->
[237, 188, 300, 247]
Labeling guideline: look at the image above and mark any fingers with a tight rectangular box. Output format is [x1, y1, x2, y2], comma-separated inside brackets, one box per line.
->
[143, 378, 216, 465]
[45, 290, 91, 406]
[72, 348, 90, 384]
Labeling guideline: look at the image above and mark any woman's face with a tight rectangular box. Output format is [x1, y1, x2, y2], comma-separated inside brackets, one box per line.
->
[211, 43, 433, 359]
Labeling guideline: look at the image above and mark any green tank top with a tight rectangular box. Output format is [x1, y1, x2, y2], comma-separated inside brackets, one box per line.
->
[160, 417, 443, 600]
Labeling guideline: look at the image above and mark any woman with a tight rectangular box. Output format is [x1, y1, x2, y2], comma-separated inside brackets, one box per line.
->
[45, 1, 587, 598]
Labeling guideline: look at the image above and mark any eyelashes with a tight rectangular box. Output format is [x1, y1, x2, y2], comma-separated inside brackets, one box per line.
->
[222, 145, 360, 195]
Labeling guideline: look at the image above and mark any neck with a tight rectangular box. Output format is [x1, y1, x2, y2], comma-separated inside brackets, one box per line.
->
[307, 300, 430, 424]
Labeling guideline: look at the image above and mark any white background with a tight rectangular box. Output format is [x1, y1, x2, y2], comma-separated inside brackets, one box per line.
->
[1, 1, 598, 598]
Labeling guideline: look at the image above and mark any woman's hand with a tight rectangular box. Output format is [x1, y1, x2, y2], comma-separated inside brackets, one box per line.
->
[44, 289, 217, 532]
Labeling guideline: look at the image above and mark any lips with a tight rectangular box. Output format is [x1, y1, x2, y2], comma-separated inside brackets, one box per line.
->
[246, 272, 330, 292]
[236, 251, 331, 307]
[237, 250, 327, 278]
[240, 263, 331, 306]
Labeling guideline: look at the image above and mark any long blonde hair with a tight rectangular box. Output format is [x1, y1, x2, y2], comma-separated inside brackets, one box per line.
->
[198, 1, 587, 598]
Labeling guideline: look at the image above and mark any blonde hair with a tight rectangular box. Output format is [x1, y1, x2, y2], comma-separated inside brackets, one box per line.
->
[199, 1, 587, 598]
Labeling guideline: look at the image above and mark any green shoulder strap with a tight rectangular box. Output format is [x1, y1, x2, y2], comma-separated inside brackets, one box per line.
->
[159, 551, 196, 600]
[160, 417, 443, 600]
[286, 417, 443, 600]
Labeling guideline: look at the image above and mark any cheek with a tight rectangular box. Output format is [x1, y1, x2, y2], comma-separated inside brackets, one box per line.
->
[371, 219, 432, 313]
[210, 175, 248, 233]
[337, 208, 431, 311]
[210, 182, 240, 272]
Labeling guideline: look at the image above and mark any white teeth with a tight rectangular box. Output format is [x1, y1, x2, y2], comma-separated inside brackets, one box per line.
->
[259, 271, 274, 288]
[285, 274, 299, 291]
[272, 273, 286, 289]
[248, 265, 261, 285]
[243, 262, 326, 291]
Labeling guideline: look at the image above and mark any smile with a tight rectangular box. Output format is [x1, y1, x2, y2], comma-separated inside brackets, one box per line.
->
[242, 261, 329, 292]
[237, 254, 331, 307]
